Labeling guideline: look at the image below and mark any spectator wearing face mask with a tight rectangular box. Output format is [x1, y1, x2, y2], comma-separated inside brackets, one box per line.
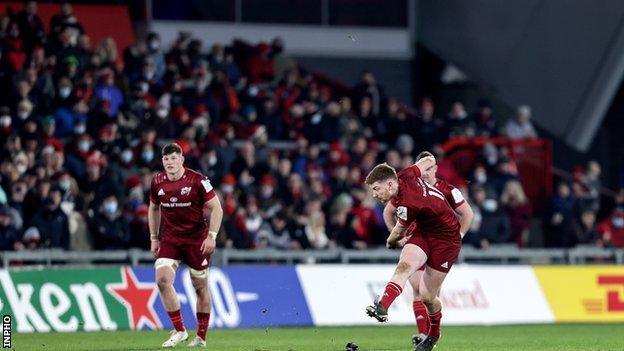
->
[471, 164, 498, 199]
[89, 193, 130, 250]
[53, 102, 88, 139]
[146, 32, 166, 80]
[112, 147, 139, 185]
[598, 207, 624, 248]
[25, 187, 70, 249]
[0, 107, 13, 142]
[13, 99, 34, 131]
[465, 185, 511, 250]
[136, 142, 159, 169]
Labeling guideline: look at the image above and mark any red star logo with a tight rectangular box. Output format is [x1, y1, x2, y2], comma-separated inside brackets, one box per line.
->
[107, 267, 161, 330]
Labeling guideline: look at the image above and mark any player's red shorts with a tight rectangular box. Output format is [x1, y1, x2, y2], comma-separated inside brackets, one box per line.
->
[405, 230, 461, 274]
[158, 235, 211, 271]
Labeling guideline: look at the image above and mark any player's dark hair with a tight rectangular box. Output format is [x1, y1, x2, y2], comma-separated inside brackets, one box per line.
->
[416, 151, 434, 162]
[365, 163, 397, 185]
[161, 143, 182, 156]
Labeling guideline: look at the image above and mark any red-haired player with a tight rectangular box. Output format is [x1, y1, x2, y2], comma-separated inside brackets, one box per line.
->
[365, 154, 472, 351]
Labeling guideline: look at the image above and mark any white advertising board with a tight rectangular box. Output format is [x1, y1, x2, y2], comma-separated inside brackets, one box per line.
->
[296, 264, 555, 326]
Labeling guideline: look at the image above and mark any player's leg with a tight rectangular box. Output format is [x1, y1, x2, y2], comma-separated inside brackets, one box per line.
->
[184, 239, 212, 347]
[187, 270, 211, 347]
[367, 240, 428, 322]
[155, 240, 188, 348]
[408, 268, 429, 346]
[415, 266, 446, 351]
[415, 238, 460, 351]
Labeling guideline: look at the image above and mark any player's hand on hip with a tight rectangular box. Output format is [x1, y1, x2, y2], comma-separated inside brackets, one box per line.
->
[200, 237, 216, 255]
[150, 240, 160, 258]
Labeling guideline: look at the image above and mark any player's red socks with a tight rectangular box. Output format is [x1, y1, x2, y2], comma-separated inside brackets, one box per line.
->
[167, 309, 185, 332]
[413, 300, 430, 334]
[196, 312, 210, 340]
[379, 282, 403, 310]
[428, 309, 442, 339]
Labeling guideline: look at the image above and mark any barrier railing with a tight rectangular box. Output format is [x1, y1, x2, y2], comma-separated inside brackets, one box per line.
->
[1, 246, 622, 267]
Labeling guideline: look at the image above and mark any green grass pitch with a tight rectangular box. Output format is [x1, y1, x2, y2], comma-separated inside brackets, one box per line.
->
[11, 324, 624, 351]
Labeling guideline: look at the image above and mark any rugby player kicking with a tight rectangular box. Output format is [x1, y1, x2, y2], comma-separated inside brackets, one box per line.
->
[365, 154, 470, 351]
[382, 151, 473, 348]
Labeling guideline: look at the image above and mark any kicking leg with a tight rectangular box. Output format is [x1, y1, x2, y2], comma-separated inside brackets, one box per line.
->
[367, 244, 427, 322]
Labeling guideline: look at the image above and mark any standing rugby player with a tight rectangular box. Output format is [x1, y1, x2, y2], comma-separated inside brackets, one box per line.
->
[149, 143, 223, 348]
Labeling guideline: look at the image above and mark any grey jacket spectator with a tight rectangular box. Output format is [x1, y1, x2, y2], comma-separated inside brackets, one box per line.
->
[256, 212, 302, 250]
[505, 105, 537, 139]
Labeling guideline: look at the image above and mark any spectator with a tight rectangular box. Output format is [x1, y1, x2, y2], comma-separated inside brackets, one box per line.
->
[505, 105, 538, 139]
[271, 37, 296, 84]
[546, 182, 578, 247]
[90, 194, 130, 249]
[575, 210, 599, 245]
[246, 42, 273, 84]
[465, 185, 511, 249]
[13, 1, 45, 53]
[256, 210, 302, 250]
[471, 98, 498, 137]
[304, 199, 330, 249]
[500, 180, 532, 247]
[26, 187, 70, 249]
[413, 97, 442, 150]
[0, 207, 24, 251]
[49, 2, 84, 46]
[446, 101, 473, 138]
[94, 37, 118, 67]
[94, 70, 123, 116]
[597, 207, 624, 248]
[581, 160, 601, 211]
[352, 71, 384, 117]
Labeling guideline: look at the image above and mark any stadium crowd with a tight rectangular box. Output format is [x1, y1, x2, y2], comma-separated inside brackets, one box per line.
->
[0, 2, 623, 253]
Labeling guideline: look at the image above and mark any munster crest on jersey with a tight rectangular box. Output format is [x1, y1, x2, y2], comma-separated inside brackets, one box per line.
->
[181, 186, 191, 196]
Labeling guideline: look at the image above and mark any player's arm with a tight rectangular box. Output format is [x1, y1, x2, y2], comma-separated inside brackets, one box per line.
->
[148, 201, 161, 257]
[205, 195, 223, 237]
[383, 202, 397, 232]
[148, 201, 161, 240]
[386, 221, 408, 249]
[455, 202, 474, 239]
[403, 155, 436, 178]
[201, 195, 223, 255]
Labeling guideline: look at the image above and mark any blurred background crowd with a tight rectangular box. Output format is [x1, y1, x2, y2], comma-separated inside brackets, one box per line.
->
[1, 1, 623, 254]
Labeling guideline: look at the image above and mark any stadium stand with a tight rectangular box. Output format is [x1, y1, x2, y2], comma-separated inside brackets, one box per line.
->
[0, 1, 623, 268]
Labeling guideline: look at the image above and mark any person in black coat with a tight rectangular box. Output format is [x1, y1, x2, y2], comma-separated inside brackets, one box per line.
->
[27, 187, 70, 249]
[90, 194, 130, 250]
